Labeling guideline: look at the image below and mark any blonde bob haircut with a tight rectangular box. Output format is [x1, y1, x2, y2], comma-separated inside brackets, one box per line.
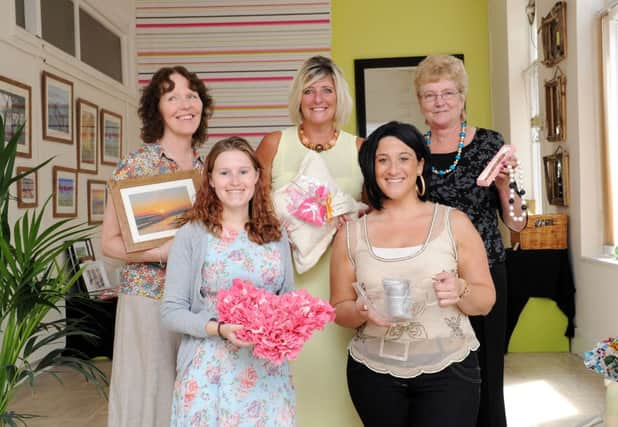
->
[414, 54, 469, 99]
[288, 56, 353, 130]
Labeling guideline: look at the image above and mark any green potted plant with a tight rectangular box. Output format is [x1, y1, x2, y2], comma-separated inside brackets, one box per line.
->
[0, 116, 108, 426]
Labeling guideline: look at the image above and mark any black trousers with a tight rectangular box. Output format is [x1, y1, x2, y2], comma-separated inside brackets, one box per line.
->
[469, 262, 507, 427]
[346, 352, 481, 427]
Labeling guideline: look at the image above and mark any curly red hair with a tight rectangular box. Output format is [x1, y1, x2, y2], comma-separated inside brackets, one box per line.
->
[184, 137, 282, 244]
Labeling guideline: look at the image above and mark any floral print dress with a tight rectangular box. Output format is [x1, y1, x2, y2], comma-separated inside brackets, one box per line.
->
[170, 229, 296, 427]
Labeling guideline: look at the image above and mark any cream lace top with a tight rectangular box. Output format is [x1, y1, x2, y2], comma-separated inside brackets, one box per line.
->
[345, 203, 479, 378]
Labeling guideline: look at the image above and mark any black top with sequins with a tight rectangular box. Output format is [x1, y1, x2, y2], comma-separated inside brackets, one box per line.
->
[427, 128, 505, 266]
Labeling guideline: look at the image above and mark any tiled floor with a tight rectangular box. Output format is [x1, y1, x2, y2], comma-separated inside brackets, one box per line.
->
[8, 353, 607, 426]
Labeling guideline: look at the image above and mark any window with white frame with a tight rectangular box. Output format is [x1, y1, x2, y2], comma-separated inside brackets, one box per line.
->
[601, 4, 618, 246]
[14, 0, 124, 84]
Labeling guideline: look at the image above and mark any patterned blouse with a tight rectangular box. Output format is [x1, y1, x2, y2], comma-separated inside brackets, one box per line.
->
[427, 128, 505, 266]
[110, 143, 204, 300]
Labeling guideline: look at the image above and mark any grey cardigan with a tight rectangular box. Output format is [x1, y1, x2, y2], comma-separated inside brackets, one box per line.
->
[160, 221, 295, 375]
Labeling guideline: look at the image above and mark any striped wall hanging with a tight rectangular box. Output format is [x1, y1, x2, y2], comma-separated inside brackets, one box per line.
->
[136, 0, 332, 151]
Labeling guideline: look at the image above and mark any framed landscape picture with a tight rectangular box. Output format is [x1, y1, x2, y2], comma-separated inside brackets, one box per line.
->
[109, 170, 200, 252]
[100, 109, 122, 166]
[42, 71, 73, 144]
[0, 75, 32, 158]
[87, 179, 107, 225]
[16, 167, 37, 208]
[77, 99, 98, 174]
[53, 166, 78, 218]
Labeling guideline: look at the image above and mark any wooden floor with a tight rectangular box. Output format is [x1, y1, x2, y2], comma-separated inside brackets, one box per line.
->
[8, 353, 607, 427]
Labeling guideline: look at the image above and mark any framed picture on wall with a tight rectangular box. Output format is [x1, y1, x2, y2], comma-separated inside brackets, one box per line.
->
[87, 179, 107, 225]
[16, 167, 37, 208]
[0, 75, 32, 158]
[77, 99, 98, 174]
[109, 170, 200, 252]
[100, 109, 122, 166]
[42, 71, 73, 144]
[52, 166, 78, 218]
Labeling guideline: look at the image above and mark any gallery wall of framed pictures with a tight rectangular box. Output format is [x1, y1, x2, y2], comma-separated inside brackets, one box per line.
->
[8, 68, 126, 225]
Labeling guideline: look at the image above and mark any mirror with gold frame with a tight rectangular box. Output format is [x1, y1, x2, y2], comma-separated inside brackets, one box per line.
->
[540, 1, 567, 66]
[543, 146, 570, 206]
[544, 73, 566, 142]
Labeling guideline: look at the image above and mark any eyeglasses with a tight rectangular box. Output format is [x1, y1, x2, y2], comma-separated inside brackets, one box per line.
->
[420, 90, 460, 104]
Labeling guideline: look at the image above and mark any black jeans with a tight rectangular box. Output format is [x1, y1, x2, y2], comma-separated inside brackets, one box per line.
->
[469, 262, 507, 427]
[347, 352, 481, 427]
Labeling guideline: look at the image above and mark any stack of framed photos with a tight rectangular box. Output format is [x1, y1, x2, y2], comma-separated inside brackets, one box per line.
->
[66, 238, 116, 300]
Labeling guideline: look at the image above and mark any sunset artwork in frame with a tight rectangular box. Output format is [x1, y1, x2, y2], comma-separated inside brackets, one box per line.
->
[109, 170, 201, 253]
[77, 99, 98, 174]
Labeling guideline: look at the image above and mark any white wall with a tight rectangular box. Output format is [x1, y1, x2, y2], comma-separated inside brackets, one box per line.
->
[489, 0, 618, 354]
[1, 0, 139, 271]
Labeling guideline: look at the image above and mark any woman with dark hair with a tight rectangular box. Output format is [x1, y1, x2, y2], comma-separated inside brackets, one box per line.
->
[161, 137, 296, 426]
[102, 66, 213, 427]
[330, 121, 496, 427]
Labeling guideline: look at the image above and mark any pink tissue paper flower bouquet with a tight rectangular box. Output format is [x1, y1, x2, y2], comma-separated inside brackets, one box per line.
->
[217, 279, 336, 365]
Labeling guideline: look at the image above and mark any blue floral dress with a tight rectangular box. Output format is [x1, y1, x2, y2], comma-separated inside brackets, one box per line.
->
[170, 229, 296, 427]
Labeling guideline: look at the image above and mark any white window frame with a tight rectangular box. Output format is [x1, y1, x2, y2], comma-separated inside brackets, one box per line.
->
[601, 3, 618, 246]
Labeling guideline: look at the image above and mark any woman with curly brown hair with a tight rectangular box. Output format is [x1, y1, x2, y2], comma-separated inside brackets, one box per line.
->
[161, 137, 296, 426]
[102, 66, 213, 427]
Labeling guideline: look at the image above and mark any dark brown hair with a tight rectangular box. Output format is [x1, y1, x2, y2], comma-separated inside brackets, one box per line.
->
[138, 66, 213, 147]
[183, 137, 282, 244]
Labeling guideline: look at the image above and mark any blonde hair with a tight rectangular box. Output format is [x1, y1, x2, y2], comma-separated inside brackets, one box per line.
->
[288, 56, 352, 129]
[414, 55, 469, 98]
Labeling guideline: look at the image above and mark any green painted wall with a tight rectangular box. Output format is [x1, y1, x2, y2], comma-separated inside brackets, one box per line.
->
[331, 0, 493, 135]
[508, 298, 570, 352]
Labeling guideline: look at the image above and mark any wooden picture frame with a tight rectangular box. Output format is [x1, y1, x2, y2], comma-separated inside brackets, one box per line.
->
[544, 73, 566, 142]
[52, 166, 78, 218]
[109, 170, 201, 253]
[77, 99, 98, 174]
[543, 146, 570, 206]
[16, 167, 37, 208]
[42, 71, 74, 144]
[0, 75, 32, 158]
[100, 109, 123, 166]
[87, 179, 107, 225]
[540, 1, 567, 66]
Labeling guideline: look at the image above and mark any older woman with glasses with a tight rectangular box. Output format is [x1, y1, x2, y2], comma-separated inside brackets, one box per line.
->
[414, 54, 527, 427]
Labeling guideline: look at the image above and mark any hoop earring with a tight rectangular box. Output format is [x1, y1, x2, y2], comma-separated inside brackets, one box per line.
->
[416, 175, 426, 197]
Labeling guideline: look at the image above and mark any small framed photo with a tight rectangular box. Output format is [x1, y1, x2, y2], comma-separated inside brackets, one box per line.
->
[109, 170, 201, 253]
[53, 166, 78, 218]
[100, 109, 122, 166]
[67, 238, 95, 266]
[77, 99, 98, 174]
[80, 260, 114, 295]
[87, 179, 107, 225]
[42, 71, 74, 144]
[16, 167, 37, 208]
[0, 75, 32, 158]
